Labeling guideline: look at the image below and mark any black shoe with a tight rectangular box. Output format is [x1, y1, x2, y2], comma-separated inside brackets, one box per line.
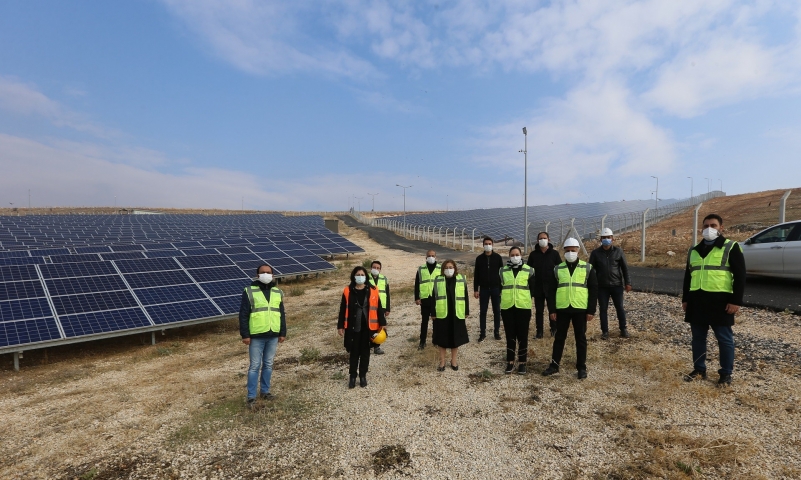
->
[348, 376, 356, 389]
[717, 374, 732, 386]
[517, 364, 527, 375]
[577, 370, 587, 380]
[620, 329, 630, 338]
[259, 392, 274, 400]
[505, 363, 515, 374]
[478, 333, 486, 343]
[418, 342, 426, 350]
[373, 346, 384, 355]
[450, 363, 459, 371]
[683, 370, 707, 382]
[494, 332, 502, 341]
[542, 364, 559, 376]
[359, 376, 367, 388]
[535, 331, 544, 339]
[246, 398, 256, 409]
[601, 331, 609, 340]
[437, 365, 446, 372]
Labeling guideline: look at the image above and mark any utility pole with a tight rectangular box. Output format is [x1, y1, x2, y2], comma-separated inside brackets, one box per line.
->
[650, 176, 658, 211]
[520, 127, 528, 252]
[367, 193, 379, 211]
[687, 177, 693, 199]
[28, 189, 31, 209]
[704, 177, 710, 195]
[396, 184, 412, 230]
[354, 196, 363, 212]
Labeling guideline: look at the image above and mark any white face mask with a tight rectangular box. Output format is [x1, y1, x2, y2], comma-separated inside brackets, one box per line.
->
[444, 268, 455, 278]
[354, 275, 366, 285]
[564, 251, 579, 263]
[371, 268, 380, 276]
[702, 227, 719, 241]
[538, 239, 549, 248]
[258, 273, 273, 284]
[426, 256, 436, 264]
[483, 244, 493, 252]
[510, 255, 521, 265]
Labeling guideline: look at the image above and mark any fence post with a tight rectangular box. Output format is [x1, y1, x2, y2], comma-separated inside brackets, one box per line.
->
[461, 228, 465, 250]
[544, 221, 550, 233]
[640, 208, 650, 262]
[445, 228, 450, 246]
[780, 190, 792, 223]
[693, 203, 703, 246]
[601, 214, 607, 235]
[453, 228, 457, 248]
[471, 228, 476, 252]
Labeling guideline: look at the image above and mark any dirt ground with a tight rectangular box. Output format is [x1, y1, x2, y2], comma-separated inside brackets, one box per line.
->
[1, 225, 800, 479]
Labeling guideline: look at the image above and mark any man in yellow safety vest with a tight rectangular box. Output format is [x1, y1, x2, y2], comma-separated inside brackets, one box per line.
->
[368, 260, 391, 354]
[415, 250, 440, 349]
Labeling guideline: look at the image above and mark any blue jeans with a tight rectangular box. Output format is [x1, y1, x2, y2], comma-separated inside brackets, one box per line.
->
[690, 323, 734, 375]
[247, 336, 279, 399]
[598, 286, 627, 332]
[479, 287, 501, 335]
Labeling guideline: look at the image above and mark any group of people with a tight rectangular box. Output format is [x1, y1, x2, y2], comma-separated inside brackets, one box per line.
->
[239, 213, 744, 403]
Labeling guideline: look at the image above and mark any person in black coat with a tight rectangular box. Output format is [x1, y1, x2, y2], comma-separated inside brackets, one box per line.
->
[473, 236, 504, 341]
[526, 232, 562, 338]
[429, 259, 470, 371]
[588, 228, 632, 339]
[338, 266, 386, 389]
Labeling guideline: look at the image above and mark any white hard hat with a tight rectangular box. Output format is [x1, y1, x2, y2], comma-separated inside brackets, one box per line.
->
[564, 237, 580, 248]
[601, 228, 613, 236]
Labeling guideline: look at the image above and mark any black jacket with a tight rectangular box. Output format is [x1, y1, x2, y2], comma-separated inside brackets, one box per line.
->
[588, 245, 631, 287]
[239, 281, 287, 338]
[526, 244, 562, 297]
[473, 251, 504, 291]
[682, 236, 746, 326]
[548, 262, 598, 315]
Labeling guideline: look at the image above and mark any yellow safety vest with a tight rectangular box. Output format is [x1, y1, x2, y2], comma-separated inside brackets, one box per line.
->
[369, 274, 389, 308]
[417, 263, 441, 299]
[555, 261, 591, 310]
[432, 275, 467, 320]
[500, 265, 533, 309]
[246, 285, 282, 334]
[688, 239, 736, 293]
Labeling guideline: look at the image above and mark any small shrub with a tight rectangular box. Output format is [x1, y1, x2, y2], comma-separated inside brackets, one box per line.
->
[288, 285, 305, 297]
[299, 347, 320, 364]
[331, 371, 345, 380]
[362, 258, 374, 269]
[156, 347, 173, 356]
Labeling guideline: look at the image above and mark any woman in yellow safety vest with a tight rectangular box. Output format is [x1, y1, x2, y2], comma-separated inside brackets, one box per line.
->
[500, 246, 535, 375]
[429, 259, 470, 371]
[338, 266, 386, 389]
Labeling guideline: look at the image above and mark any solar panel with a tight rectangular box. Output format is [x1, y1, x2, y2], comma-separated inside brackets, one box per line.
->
[115, 257, 181, 274]
[146, 299, 221, 325]
[187, 266, 249, 283]
[199, 279, 249, 298]
[0, 281, 46, 301]
[0, 298, 53, 322]
[217, 246, 252, 254]
[180, 248, 213, 256]
[29, 248, 71, 256]
[51, 291, 140, 316]
[172, 241, 202, 248]
[123, 270, 194, 289]
[59, 308, 151, 337]
[144, 250, 183, 258]
[133, 284, 207, 305]
[175, 255, 234, 269]
[212, 295, 241, 314]
[0, 257, 45, 266]
[227, 253, 261, 262]
[110, 244, 145, 252]
[100, 252, 147, 261]
[49, 254, 102, 264]
[0, 318, 62, 347]
[0, 251, 32, 258]
[45, 275, 129, 296]
[40, 261, 118, 279]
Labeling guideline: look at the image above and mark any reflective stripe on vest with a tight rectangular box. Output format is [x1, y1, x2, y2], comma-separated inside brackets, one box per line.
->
[418, 264, 441, 299]
[500, 265, 533, 309]
[246, 286, 282, 334]
[343, 286, 381, 331]
[432, 274, 467, 320]
[369, 274, 388, 308]
[688, 239, 735, 293]
[554, 261, 591, 310]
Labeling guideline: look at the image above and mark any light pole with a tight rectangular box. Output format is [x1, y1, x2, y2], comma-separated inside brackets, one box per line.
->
[28, 189, 31, 209]
[704, 177, 710, 195]
[396, 184, 412, 229]
[354, 196, 363, 212]
[687, 177, 693, 199]
[718, 179, 722, 192]
[650, 175, 658, 211]
[367, 193, 379, 211]
[446, 194, 448, 212]
[520, 127, 528, 252]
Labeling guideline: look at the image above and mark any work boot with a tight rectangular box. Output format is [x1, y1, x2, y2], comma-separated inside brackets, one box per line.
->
[478, 333, 486, 343]
[717, 374, 732, 386]
[348, 376, 357, 389]
[542, 363, 559, 376]
[577, 370, 587, 380]
[620, 329, 630, 338]
[260, 392, 274, 400]
[418, 341, 426, 350]
[246, 398, 256, 409]
[517, 364, 527, 375]
[494, 331, 502, 341]
[683, 370, 707, 382]
[373, 346, 384, 355]
[359, 376, 368, 388]
[505, 363, 515, 374]
[601, 331, 609, 340]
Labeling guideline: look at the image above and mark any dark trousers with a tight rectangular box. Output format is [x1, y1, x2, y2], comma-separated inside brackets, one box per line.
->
[551, 310, 588, 371]
[348, 349, 370, 377]
[502, 307, 531, 363]
[598, 286, 627, 332]
[690, 323, 734, 375]
[479, 287, 501, 335]
[534, 295, 555, 335]
[419, 303, 432, 343]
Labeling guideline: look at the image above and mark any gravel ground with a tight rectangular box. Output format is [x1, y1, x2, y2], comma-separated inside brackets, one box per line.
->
[1, 226, 800, 479]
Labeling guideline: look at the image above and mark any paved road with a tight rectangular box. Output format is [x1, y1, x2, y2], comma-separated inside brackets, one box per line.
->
[340, 215, 801, 312]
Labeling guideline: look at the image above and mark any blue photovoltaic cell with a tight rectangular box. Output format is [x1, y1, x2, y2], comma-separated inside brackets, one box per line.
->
[227, 253, 260, 262]
[0, 257, 44, 266]
[0, 318, 62, 347]
[0, 298, 53, 322]
[172, 241, 202, 248]
[175, 254, 234, 269]
[49, 254, 102, 263]
[217, 246, 252, 255]
[186, 266, 248, 283]
[142, 243, 177, 250]
[60, 308, 151, 337]
[40, 261, 118, 279]
[224, 238, 251, 245]
[200, 279, 250, 297]
[73, 246, 113, 254]
[123, 270, 194, 289]
[133, 284, 207, 306]
[110, 244, 145, 252]
[100, 252, 146, 261]
[277, 264, 308, 275]
[212, 295, 241, 315]
[0, 281, 46, 301]
[258, 252, 290, 262]
[51, 290, 140, 316]
[266, 257, 301, 267]
[28, 248, 71, 256]
[114, 257, 181, 274]
[235, 261, 263, 273]
[0, 250, 31, 258]
[179, 248, 212, 256]
[248, 245, 281, 254]
[199, 240, 227, 247]
[144, 250, 183, 259]
[302, 261, 336, 271]
[45, 275, 128, 296]
[146, 299, 221, 325]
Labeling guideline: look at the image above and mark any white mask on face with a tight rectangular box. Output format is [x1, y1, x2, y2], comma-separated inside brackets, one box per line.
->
[564, 251, 579, 263]
[426, 256, 436, 264]
[444, 268, 455, 278]
[354, 275, 366, 285]
[371, 268, 380, 276]
[510, 255, 522, 265]
[258, 273, 273, 284]
[702, 227, 719, 241]
[483, 244, 493, 252]
[538, 239, 549, 248]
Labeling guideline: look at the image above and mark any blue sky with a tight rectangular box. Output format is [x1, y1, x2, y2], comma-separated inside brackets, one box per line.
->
[1, 0, 800, 211]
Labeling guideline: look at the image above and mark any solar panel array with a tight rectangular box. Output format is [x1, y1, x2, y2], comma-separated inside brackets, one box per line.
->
[0, 214, 362, 352]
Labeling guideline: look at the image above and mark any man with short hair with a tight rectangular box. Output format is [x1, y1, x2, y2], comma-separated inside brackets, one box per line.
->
[527, 231, 562, 338]
[415, 250, 440, 349]
[589, 228, 632, 339]
[368, 260, 390, 355]
[682, 213, 745, 386]
[473, 236, 504, 342]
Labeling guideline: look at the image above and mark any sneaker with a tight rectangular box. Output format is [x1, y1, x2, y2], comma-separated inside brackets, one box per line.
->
[535, 331, 544, 339]
[359, 376, 368, 388]
[505, 363, 515, 374]
[259, 392, 274, 400]
[683, 370, 707, 382]
[601, 331, 609, 340]
[373, 346, 384, 355]
[246, 398, 256, 409]
[717, 374, 732, 386]
[348, 376, 356, 389]
[494, 332, 502, 341]
[517, 364, 527, 375]
[542, 364, 559, 376]
[418, 342, 426, 350]
[478, 333, 486, 343]
[577, 370, 587, 380]
[620, 329, 630, 338]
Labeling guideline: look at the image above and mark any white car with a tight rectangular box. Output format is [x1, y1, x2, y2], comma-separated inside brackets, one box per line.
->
[740, 220, 801, 279]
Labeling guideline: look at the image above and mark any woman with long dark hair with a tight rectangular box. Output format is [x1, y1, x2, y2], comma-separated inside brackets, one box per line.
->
[338, 266, 386, 388]
[429, 259, 470, 371]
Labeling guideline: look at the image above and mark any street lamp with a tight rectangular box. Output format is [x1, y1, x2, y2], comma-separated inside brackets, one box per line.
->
[687, 177, 693, 199]
[367, 193, 379, 211]
[396, 184, 412, 229]
[520, 127, 528, 252]
[718, 179, 722, 192]
[446, 194, 448, 212]
[650, 175, 658, 211]
[704, 177, 710, 195]
[354, 196, 363, 212]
